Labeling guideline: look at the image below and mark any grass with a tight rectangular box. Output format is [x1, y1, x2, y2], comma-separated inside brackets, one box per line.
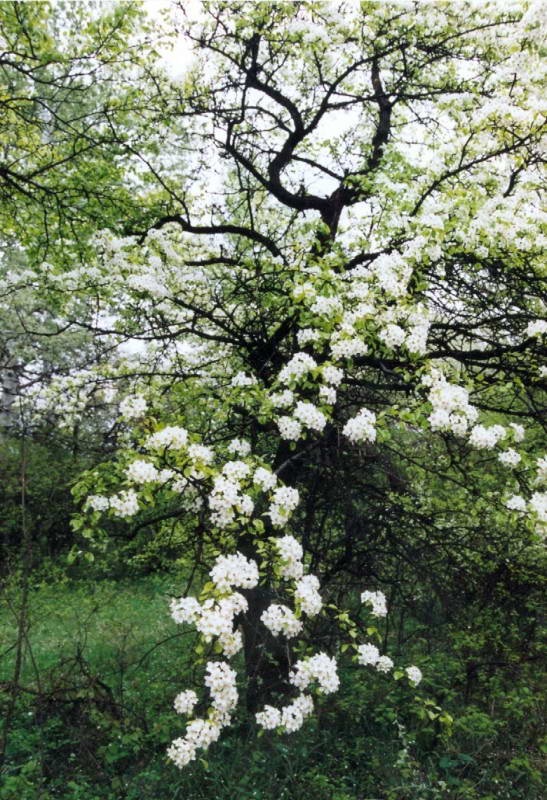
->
[0, 574, 187, 684]
[1, 572, 544, 800]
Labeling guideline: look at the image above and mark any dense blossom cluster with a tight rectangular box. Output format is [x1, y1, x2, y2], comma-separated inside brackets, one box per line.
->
[261, 604, 303, 637]
[274, 535, 304, 579]
[343, 408, 377, 444]
[290, 653, 340, 694]
[268, 486, 300, 527]
[294, 574, 323, 616]
[119, 394, 147, 419]
[468, 424, 506, 450]
[145, 426, 188, 450]
[425, 374, 478, 437]
[361, 590, 388, 618]
[209, 553, 259, 593]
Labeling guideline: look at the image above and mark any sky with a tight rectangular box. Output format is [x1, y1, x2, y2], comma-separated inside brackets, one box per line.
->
[143, 0, 201, 77]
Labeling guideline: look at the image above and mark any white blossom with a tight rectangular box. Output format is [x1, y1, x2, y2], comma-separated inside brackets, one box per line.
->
[293, 401, 327, 432]
[406, 666, 423, 686]
[274, 535, 304, 579]
[255, 705, 281, 730]
[109, 489, 139, 517]
[290, 653, 339, 694]
[505, 495, 527, 512]
[294, 574, 323, 616]
[376, 655, 394, 673]
[174, 690, 198, 715]
[343, 408, 376, 444]
[146, 426, 188, 450]
[210, 552, 259, 592]
[126, 459, 159, 483]
[253, 467, 277, 491]
[498, 449, 521, 468]
[278, 352, 317, 384]
[277, 416, 303, 440]
[119, 394, 147, 419]
[228, 438, 251, 456]
[86, 495, 109, 512]
[526, 319, 547, 338]
[261, 604, 303, 638]
[361, 590, 387, 617]
[357, 643, 380, 666]
[322, 365, 344, 386]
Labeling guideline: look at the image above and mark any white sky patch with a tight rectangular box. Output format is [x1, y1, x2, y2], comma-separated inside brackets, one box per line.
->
[143, 0, 202, 78]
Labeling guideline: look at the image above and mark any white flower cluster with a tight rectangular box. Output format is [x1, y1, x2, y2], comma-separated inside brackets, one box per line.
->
[356, 642, 380, 665]
[356, 643, 394, 674]
[195, 597, 246, 653]
[126, 459, 159, 483]
[526, 319, 547, 338]
[119, 394, 147, 419]
[278, 694, 314, 732]
[371, 251, 412, 297]
[310, 295, 343, 317]
[379, 323, 406, 349]
[253, 466, 277, 491]
[295, 574, 323, 616]
[174, 690, 198, 715]
[498, 449, 521, 468]
[322, 365, 344, 386]
[530, 491, 547, 523]
[145, 426, 188, 450]
[261, 604, 303, 638]
[376, 655, 394, 673]
[278, 352, 317, 384]
[361, 590, 388, 617]
[405, 666, 423, 686]
[86, 495, 109, 512]
[222, 460, 250, 481]
[268, 486, 300, 528]
[270, 389, 294, 408]
[109, 489, 139, 517]
[228, 438, 251, 456]
[210, 552, 259, 593]
[426, 376, 478, 436]
[330, 333, 368, 360]
[505, 495, 527, 512]
[293, 401, 327, 432]
[187, 443, 214, 464]
[319, 385, 337, 404]
[255, 704, 282, 730]
[167, 660, 238, 769]
[509, 423, 525, 442]
[204, 661, 238, 715]
[297, 327, 322, 346]
[209, 475, 254, 527]
[255, 694, 314, 733]
[535, 456, 547, 484]
[170, 596, 202, 625]
[290, 653, 340, 695]
[231, 372, 257, 387]
[170, 588, 247, 656]
[468, 424, 506, 450]
[274, 535, 304, 579]
[277, 415, 303, 440]
[343, 408, 377, 444]
[404, 312, 430, 356]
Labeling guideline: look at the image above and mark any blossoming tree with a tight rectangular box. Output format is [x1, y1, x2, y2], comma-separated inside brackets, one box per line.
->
[10, 0, 546, 769]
